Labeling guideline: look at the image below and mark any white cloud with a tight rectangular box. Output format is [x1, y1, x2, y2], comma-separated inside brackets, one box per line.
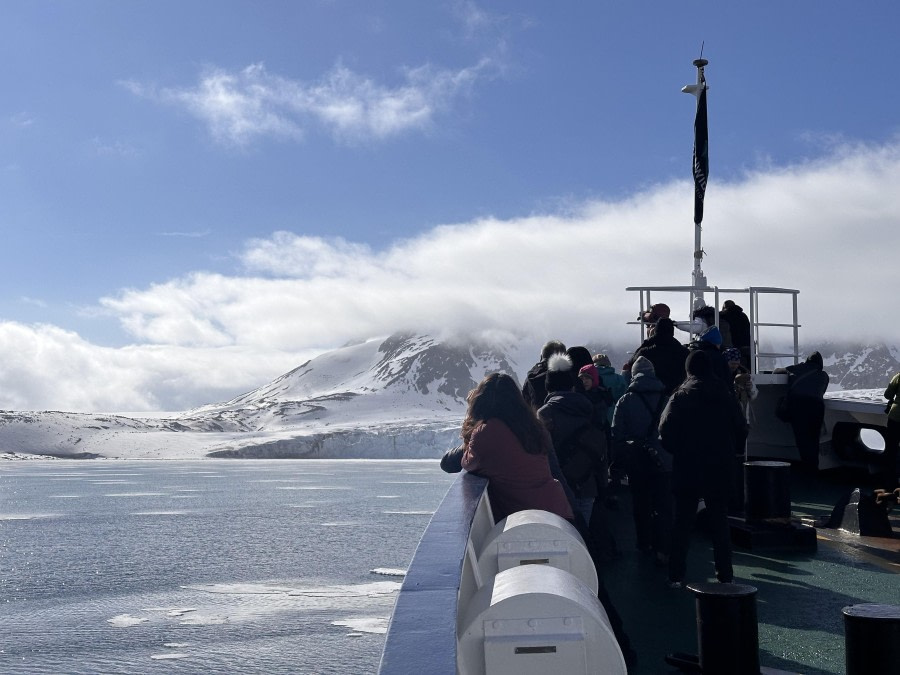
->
[129, 59, 495, 146]
[0, 322, 317, 413]
[2, 139, 898, 412]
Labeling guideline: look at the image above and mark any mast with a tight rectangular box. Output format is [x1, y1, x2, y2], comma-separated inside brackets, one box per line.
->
[682, 57, 709, 295]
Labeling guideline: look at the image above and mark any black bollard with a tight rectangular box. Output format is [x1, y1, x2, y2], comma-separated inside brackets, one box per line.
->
[688, 582, 760, 675]
[744, 461, 791, 523]
[843, 603, 900, 675]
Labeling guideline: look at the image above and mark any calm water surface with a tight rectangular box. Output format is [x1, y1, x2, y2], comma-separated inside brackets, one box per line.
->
[0, 459, 455, 674]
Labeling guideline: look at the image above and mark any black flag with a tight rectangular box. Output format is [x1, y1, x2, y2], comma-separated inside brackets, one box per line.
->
[692, 83, 708, 225]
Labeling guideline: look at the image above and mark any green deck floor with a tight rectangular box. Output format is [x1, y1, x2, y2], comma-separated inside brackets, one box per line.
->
[599, 468, 900, 674]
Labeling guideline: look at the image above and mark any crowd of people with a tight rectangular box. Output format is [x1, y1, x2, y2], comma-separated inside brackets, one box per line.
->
[440, 300, 899, 670]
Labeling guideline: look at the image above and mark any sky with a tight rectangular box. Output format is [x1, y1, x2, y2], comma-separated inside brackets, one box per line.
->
[2, 1, 900, 413]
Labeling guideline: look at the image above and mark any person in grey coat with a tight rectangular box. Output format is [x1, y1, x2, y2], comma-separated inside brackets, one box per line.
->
[611, 356, 673, 565]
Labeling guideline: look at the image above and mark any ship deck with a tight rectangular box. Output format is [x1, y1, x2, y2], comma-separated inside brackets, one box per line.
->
[600, 466, 900, 674]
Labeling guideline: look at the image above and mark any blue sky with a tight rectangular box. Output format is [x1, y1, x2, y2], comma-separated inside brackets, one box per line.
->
[2, 2, 900, 411]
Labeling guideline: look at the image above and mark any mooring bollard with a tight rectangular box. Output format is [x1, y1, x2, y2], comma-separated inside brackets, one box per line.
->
[843, 603, 900, 675]
[688, 582, 760, 675]
[744, 460, 791, 523]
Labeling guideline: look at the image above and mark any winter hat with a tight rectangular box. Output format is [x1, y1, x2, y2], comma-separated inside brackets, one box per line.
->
[566, 346, 594, 373]
[631, 356, 655, 377]
[723, 347, 741, 363]
[699, 325, 723, 346]
[545, 353, 576, 392]
[579, 364, 600, 390]
[593, 353, 612, 368]
[655, 317, 675, 338]
[640, 302, 670, 323]
[685, 350, 712, 378]
[807, 351, 824, 369]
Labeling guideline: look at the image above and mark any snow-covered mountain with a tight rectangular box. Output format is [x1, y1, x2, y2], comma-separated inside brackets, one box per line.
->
[1, 332, 896, 460]
[0, 333, 527, 460]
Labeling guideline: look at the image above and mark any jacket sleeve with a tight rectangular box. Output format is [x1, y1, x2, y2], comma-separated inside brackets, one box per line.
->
[884, 374, 899, 402]
[658, 393, 687, 455]
[440, 444, 464, 473]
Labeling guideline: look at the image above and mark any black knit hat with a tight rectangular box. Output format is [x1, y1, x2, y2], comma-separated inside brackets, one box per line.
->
[685, 350, 711, 378]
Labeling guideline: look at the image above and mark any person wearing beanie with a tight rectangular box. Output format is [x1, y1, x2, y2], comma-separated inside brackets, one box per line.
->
[687, 325, 731, 383]
[579, 364, 600, 391]
[611, 356, 673, 565]
[659, 350, 748, 588]
[538, 354, 601, 525]
[627, 318, 690, 397]
[577, 363, 620, 560]
[521, 339, 567, 409]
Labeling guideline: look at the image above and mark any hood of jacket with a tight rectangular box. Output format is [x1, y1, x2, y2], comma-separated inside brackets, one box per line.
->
[626, 371, 666, 395]
[541, 390, 593, 416]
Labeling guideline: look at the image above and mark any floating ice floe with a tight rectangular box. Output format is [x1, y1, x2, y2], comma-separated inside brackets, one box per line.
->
[150, 653, 189, 660]
[107, 614, 149, 627]
[382, 510, 434, 515]
[370, 568, 406, 577]
[332, 617, 389, 634]
[104, 492, 165, 497]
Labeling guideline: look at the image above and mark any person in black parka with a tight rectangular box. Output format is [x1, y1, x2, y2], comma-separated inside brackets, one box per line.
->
[686, 325, 732, 383]
[538, 353, 601, 525]
[628, 318, 690, 397]
[522, 339, 567, 410]
[782, 351, 829, 471]
[660, 350, 748, 587]
[720, 300, 752, 370]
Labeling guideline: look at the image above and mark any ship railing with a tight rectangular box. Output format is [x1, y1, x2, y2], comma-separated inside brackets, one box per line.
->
[378, 471, 492, 675]
[626, 284, 801, 374]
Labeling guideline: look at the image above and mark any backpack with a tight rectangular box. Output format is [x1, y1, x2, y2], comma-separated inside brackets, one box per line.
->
[558, 422, 608, 491]
[631, 392, 667, 473]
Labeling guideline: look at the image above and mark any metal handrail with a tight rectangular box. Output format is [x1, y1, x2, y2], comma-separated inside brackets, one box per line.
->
[626, 284, 801, 374]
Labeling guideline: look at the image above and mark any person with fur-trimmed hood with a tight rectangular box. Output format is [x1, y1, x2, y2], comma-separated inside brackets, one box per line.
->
[538, 353, 603, 525]
[522, 339, 567, 409]
[611, 356, 673, 565]
[628, 318, 690, 397]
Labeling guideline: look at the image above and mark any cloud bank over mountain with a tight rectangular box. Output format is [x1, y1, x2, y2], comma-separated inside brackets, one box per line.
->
[2, 139, 899, 412]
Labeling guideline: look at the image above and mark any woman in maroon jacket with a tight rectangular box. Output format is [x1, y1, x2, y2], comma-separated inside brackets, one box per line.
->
[461, 372, 573, 522]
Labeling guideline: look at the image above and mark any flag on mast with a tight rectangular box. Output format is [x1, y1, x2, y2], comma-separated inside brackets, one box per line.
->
[692, 71, 709, 225]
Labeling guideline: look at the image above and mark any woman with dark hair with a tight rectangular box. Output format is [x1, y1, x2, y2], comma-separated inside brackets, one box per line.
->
[460, 372, 573, 522]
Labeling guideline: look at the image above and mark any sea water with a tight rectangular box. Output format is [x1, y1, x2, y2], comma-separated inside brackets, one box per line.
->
[0, 459, 456, 674]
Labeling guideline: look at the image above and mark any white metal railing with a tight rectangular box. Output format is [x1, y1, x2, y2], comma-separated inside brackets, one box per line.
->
[626, 285, 801, 374]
